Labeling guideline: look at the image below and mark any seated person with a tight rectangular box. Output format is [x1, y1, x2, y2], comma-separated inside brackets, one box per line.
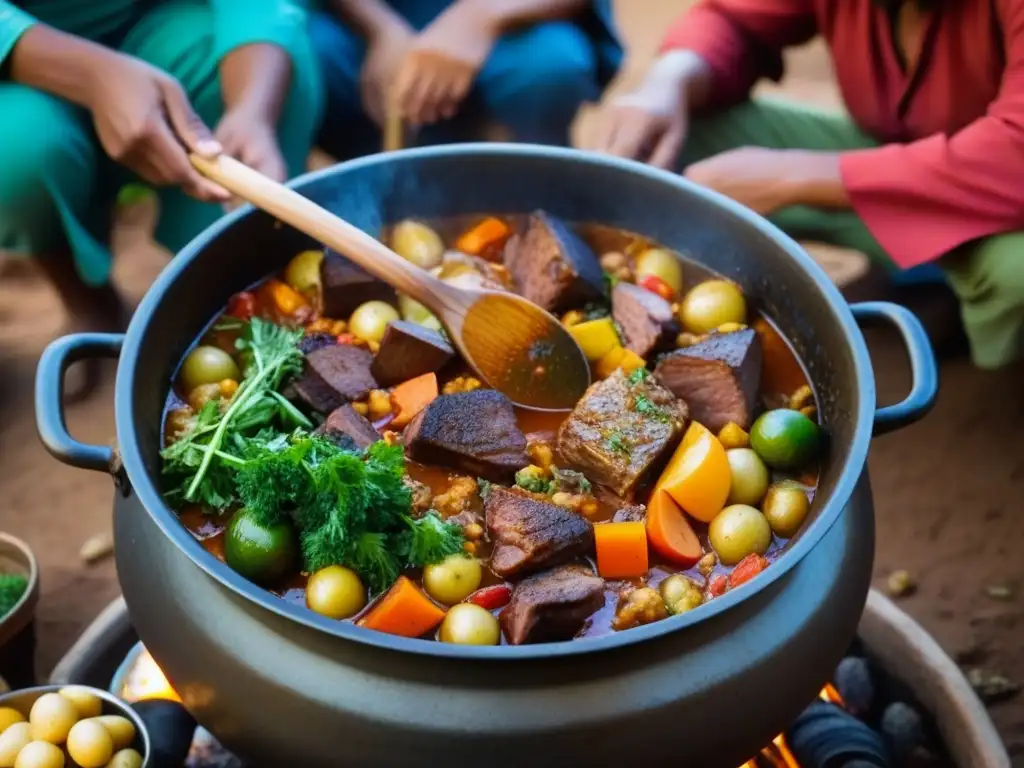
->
[308, 0, 621, 159]
[593, 0, 1024, 370]
[0, 0, 322, 343]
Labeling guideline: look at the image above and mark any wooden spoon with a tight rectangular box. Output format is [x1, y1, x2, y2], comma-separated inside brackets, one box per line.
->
[191, 154, 591, 411]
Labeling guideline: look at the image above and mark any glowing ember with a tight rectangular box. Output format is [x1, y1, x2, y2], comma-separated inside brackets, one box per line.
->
[121, 649, 180, 703]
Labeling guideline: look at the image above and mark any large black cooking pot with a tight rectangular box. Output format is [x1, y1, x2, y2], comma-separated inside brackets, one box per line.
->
[36, 145, 937, 767]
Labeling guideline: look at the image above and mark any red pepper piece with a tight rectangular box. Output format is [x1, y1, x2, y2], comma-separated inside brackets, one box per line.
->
[638, 275, 675, 301]
[727, 554, 768, 589]
[468, 584, 512, 611]
[336, 333, 358, 345]
[708, 575, 728, 598]
[226, 291, 256, 320]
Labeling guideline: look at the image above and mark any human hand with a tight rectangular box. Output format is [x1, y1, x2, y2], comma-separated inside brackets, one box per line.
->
[360, 19, 415, 126]
[393, 3, 498, 126]
[685, 147, 824, 215]
[215, 109, 287, 182]
[86, 51, 228, 202]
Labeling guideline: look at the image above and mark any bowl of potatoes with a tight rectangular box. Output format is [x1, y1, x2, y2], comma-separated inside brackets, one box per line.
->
[0, 685, 148, 768]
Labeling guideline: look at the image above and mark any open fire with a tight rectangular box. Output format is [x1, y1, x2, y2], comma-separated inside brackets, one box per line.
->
[119, 649, 851, 767]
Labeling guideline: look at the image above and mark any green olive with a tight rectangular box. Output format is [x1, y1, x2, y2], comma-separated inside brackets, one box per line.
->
[13, 741, 64, 768]
[180, 346, 240, 394]
[105, 749, 144, 768]
[0, 722, 32, 765]
[224, 509, 298, 586]
[397, 294, 443, 332]
[750, 409, 820, 470]
[659, 574, 704, 615]
[678, 280, 747, 335]
[423, 555, 482, 605]
[94, 718, 134, 752]
[306, 566, 367, 619]
[762, 481, 811, 538]
[349, 301, 400, 343]
[283, 249, 324, 295]
[708, 504, 772, 566]
[57, 688, 101, 720]
[726, 448, 770, 506]
[28, 692, 77, 744]
[66, 719, 113, 768]
[438, 603, 501, 645]
[392, 220, 445, 270]
[634, 248, 684, 295]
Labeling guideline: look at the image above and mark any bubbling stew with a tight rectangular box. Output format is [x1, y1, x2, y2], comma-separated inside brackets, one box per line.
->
[161, 212, 821, 646]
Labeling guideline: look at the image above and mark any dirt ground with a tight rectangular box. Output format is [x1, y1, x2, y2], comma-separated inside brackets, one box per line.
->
[1, 0, 1022, 760]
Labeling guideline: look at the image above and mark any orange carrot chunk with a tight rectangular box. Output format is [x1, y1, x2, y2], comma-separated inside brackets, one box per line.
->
[455, 217, 513, 257]
[358, 576, 446, 637]
[389, 372, 439, 428]
[594, 521, 649, 579]
[645, 489, 703, 568]
[263, 279, 309, 316]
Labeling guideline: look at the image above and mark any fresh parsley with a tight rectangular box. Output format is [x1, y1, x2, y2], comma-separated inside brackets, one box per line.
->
[627, 367, 651, 386]
[605, 430, 632, 456]
[633, 394, 672, 423]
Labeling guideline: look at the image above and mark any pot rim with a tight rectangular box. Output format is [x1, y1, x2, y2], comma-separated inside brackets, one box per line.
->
[0, 532, 40, 645]
[115, 143, 875, 660]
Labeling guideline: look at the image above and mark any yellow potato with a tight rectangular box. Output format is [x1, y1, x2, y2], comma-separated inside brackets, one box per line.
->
[104, 748, 143, 768]
[0, 722, 32, 767]
[93, 718, 134, 752]
[66, 720, 113, 768]
[58, 688, 102, 719]
[0, 709, 24, 735]
[13, 741, 64, 768]
[28, 694, 77, 744]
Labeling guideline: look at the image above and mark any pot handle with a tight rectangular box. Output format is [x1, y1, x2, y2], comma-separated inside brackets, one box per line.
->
[850, 302, 938, 436]
[36, 333, 124, 471]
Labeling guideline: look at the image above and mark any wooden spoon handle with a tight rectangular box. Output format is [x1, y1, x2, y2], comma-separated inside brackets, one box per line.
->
[190, 154, 447, 306]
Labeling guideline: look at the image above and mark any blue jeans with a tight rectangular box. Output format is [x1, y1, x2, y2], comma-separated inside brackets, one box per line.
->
[309, 7, 604, 158]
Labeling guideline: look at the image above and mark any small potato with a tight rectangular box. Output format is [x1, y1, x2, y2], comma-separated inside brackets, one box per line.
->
[726, 449, 770, 506]
[93, 718, 134, 752]
[179, 346, 240, 394]
[58, 687, 102, 719]
[392, 220, 445, 270]
[283, 249, 324, 294]
[708, 504, 772, 566]
[634, 247, 684, 295]
[104, 749, 143, 768]
[0, 722, 32, 766]
[422, 555, 482, 605]
[438, 604, 501, 645]
[13, 741, 63, 768]
[348, 301, 400, 343]
[28, 693, 77, 744]
[678, 279, 747, 335]
[762, 482, 811, 539]
[0, 708, 24, 734]
[306, 566, 367, 620]
[397, 294, 443, 331]
[66, 720, 113, 768]
[659, 574, 704, 615]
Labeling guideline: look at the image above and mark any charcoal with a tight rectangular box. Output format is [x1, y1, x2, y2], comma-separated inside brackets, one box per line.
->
[786, 700, 892, 768]
[835, 656, 875, 716]
[880, 702, 926, 765]
[132, 698, 197, 767]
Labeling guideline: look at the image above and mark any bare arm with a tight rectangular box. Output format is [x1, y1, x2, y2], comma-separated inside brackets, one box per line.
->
[8, 24, 112, 107]
[328, 0, 408, 38]
[219, 43, 290, 123]
[456, 0, 591, 30]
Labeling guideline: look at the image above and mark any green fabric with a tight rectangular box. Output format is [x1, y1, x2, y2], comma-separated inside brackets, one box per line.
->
[0, 0, 321, 286]
[0, 2, 35, 66]
[683, 99, 1024, 370]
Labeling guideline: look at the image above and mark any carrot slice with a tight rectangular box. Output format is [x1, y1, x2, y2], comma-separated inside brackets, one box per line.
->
[645, 489, 703, 567]
[455, 217, 513, 256]
[358, 576, 446, 637]
[594, 522, 649, 579]
[389, 373, 438, 428]
[728, 553, 768, 589]
[263, 279, 309, 316]
[652, 421, 731, 523]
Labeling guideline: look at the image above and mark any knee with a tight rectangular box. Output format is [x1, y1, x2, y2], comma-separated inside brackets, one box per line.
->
[975, 233, 1024, 302]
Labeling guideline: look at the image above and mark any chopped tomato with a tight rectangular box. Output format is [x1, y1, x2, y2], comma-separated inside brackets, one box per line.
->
[708, 575, 728, 598]
[336, 333, 358, 345]
[728, 554, 768, 589]
[638, 275, 675, 301]
[468, 584, 512, 611]
[227, 291, 256, 320]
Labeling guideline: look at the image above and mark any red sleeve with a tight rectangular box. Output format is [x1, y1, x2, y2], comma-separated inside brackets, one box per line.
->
[659, 1, 817, 108]
[839, 1, 1024, 268]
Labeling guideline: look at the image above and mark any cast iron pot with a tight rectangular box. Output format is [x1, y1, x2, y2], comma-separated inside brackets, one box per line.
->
[35, 145, 938, 767]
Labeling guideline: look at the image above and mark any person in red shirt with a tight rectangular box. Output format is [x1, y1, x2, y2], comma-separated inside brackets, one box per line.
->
[592, 0, 1024, 369]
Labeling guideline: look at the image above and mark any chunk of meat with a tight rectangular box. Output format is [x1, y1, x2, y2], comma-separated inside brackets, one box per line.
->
[292, 344, 378, 414]
[315, 403, 380, 450]
[612, 504, 646, 524]
[320, 249, 395, 318]
[503, 211, 604, 312]
[404, 477, 433, 516]
[557, 369, 687, 498]
[500, 564, 605, 645]
[404, 390, 529, 481]
[654, 328, 763, 432]
[486, 487, 594, 579]
[612, 282, 677, 358]
[370, 320, 454, 387]
[612, 586, 668, 631]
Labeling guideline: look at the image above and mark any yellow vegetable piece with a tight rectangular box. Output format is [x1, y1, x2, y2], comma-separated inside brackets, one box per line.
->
[66, 720, 113, 768]
[58, 687, 101, 719]
[594, 347, 626, 379]
[634, 247, 684, 295]
[653, 421, 731, 523]
[0, 708, 25, 734]
[105, 749, 143, 768]
[283, 249, 324, 294]
[13, 740, 64, 768]
[568, 317, 621, 361]
[28, 693, 77, 744]
[0, 722, 32, 766]
[94, 718, 134, 752]
[616, 348, 646, 375]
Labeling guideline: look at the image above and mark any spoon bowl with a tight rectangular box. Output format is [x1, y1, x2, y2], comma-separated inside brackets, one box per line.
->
[191, 154, 591, 410]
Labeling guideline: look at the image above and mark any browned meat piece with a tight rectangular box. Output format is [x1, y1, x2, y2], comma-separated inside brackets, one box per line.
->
[612, 283, 677, 358]
[501, 564, 605, 645]
[315, 403, 380, 450]
[612, 504, 646, 524]
[298, 333, 337, 355]
[404, 477, 433, 516]
[503, 211, 604, 312]
[320, 249, 395, 318]
[654, 328, 763, 432]
[485, 487, 594, 579]
[557, 369, 687, 498]
[292, 344, 378, 414]
[370, 320, 454, 387]
[404, 390, 529, 481]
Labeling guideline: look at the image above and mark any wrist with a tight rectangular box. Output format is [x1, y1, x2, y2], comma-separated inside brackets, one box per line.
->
[365, 13, 413, 44]
[446, 0, 503, 36]
[783, 150, 847, 208]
